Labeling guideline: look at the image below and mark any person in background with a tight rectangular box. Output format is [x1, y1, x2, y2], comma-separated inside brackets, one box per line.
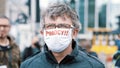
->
[113, 34, 120, 67]
[113, 51, 120, 67]
[0, 16, 20, 68]
[115, 34, 120, 51]
[22, 36, 41, 61]
[115, 58, 120, 68]
[21, 3, 104, 68]
[78, 39, 98, 57]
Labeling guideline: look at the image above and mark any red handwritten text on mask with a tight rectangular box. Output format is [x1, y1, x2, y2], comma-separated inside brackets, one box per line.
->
[45, 30, 69, 36]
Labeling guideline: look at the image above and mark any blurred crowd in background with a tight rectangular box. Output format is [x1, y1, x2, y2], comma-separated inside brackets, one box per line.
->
[0, 0, 120, 68]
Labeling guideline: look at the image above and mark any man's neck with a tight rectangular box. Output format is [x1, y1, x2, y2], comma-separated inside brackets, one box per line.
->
[52, 45, 73, 63]
[0, 37, 9, 46]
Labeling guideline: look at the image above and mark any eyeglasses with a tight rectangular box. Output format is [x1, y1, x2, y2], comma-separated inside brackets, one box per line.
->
[44, 24, 74, 29]
[0, 25, 10, 29]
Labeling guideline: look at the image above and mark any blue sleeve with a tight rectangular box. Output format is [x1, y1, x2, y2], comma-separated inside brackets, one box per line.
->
[20, 62, 26, 68]
[20, 63, 24, 68]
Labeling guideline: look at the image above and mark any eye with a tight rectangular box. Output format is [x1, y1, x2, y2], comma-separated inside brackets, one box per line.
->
[0, 25, 10, 28]
[44, 24, 56, 29]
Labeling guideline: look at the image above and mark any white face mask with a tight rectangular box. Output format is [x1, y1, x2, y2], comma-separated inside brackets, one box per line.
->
[44, 28, 72, 52]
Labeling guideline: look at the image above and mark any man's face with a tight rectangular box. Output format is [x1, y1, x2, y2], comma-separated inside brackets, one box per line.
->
[41, 16, 79, 39]
[0, 18, 10, 38]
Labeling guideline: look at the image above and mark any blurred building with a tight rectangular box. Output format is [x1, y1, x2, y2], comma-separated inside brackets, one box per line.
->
[0, 0, 6, 15]
[88, 0, 95, 28]
[4, 0, 41, 52]
[77, 0, 85, 33]
[77, 0, 107, 33]
[110, 1, 120, 30]
[99, 4, 106, 28]
[26, 0, 40, 23]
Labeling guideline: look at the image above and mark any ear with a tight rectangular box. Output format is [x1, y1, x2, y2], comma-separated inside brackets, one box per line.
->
[72, 29, 79, 39]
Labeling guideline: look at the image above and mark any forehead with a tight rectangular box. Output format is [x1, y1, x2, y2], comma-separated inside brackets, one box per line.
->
[44, 16, 72, 25]
[0, 18, 10, 25]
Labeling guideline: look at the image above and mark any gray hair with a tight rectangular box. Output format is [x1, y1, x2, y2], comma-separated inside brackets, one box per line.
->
[0, 15, 10, 21]
[0, 15, 10, 24]
[40, 3, 81, 31]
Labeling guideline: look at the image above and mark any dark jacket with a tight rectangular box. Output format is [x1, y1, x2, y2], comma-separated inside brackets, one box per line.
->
[21, 40, 105, 68]
[115, 58, 120, 67]
[22, 46, 40, 61]
[0, 36, 20, 68]
[113, 51, 120, 67]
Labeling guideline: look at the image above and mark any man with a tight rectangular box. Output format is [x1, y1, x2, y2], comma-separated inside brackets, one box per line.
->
[79, 39, 98, 57]
[113, 34, 120, 67]
[21, 3, 105, 68]
[0, 16, 20, 68]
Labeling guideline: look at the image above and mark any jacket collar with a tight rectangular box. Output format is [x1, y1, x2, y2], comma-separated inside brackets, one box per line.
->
[0, 36, 14, 51]
[7, 36, 15, 46]
[44, 40, 79, 64]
